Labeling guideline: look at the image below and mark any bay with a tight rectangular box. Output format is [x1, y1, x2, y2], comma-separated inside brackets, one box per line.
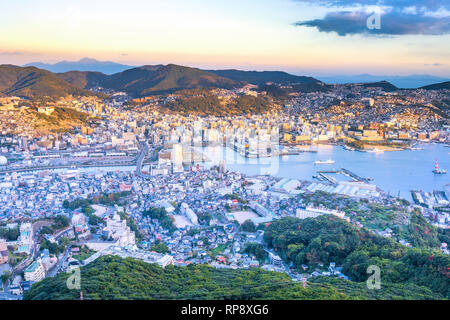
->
[200, 143, 450, 201]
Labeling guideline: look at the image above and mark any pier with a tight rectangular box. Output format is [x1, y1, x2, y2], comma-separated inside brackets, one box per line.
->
[341, 168, 370, 183]
[317, 168, 369, 185]
[317, 171, 339, 184]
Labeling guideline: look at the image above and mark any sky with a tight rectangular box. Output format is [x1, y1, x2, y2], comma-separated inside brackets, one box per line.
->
[0, 0, 449, 77]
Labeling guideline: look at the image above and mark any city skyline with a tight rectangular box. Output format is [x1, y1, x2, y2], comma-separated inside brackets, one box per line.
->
[0, 0, 449, 304]
[1, 0, 449, 77]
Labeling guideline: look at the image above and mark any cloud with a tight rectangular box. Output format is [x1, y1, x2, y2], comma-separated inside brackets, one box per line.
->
[424, 63, 445, 66]
[0, 51, 25, 56]
[293, 0, 450, 36]
[295, 11, 450, 36]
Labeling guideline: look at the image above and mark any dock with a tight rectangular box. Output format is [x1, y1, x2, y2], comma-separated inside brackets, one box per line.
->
[316, 168, 370, 185]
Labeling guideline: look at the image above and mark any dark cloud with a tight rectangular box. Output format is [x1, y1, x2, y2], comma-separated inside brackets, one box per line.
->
[293, 0, 450, 36]
[295, 11, 450, 36]
[424, 63, 444, 66]
[295, 0, 449, 11]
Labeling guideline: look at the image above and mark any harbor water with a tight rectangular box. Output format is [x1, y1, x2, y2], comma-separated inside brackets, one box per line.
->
[199, 143, 450, 201]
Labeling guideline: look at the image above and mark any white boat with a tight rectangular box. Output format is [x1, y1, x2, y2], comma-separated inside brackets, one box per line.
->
[367, 148, 384, 153]
[314, 159, 335, 165]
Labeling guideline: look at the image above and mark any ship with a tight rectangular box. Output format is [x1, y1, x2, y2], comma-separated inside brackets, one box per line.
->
[314, 159, 335, 165]
[432, 159, 447, 174]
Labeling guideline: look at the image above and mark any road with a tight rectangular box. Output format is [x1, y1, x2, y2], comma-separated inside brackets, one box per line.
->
[48, 247, 70, 278]
[0, 161, 137, 175]
[136, 142, 149, 178]
[54, 226, 73, 240]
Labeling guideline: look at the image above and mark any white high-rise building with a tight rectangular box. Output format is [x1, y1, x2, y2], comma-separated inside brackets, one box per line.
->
[24, 260, 45, 282]
[104, 213, 136, 247]
[172, 144, 183, 167]
[181, 203, 198, 225]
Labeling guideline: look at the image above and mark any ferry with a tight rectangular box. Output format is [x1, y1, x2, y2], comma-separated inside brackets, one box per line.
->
[314, 159, 335, 165]
[432, 160, 447, 174]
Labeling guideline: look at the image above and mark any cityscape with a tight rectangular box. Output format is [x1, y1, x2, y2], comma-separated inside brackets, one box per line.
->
[0, 0, 449, 305]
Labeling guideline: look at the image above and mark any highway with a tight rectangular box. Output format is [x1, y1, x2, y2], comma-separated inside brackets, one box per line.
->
[0, 161, 137, 175]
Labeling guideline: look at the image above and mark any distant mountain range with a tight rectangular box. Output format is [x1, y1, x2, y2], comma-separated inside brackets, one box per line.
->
[57, 64, 244, 96]
[316, 74, 450, 89]
[56, 64, 323, 97]
[24, 58, 133, 75]
[1, 61, 449, 100]
[22, 58, 449, 89]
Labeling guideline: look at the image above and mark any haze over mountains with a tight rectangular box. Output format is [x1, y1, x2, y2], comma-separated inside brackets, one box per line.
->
[25, 58, 133, 75]
[24, 58, 449, 89]
[316, 74, 450, 89]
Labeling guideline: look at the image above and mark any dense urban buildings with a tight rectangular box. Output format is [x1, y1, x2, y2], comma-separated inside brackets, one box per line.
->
[0, 69, 448, 301]
[1, 0, 450, 303]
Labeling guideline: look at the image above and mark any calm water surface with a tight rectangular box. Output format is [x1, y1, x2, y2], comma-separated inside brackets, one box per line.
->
[200, 143, 450, 200]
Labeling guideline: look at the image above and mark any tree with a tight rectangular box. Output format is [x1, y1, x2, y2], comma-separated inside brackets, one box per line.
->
[60, 237, 70, 247]
[87, 214, 103, 226]
[0, 227, 19, 241]
[240, 220, 256, 233]
[244, 243, 267, 262]
[0, 271, 11, 286]
[143, 208, 175, 232]
[150, 240, 170, 254]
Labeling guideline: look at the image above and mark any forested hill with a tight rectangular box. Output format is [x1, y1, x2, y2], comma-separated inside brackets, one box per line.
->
[420, 81, 450, 90]
[264, 216, 450, 298]
[204, 69, 321, 86]
[98, 64, 241, 97]
[24, 256, 346, 300]
[0, 65, 95, 99]
[57, 71, 108, 90]
[24, 254, 444, 300]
